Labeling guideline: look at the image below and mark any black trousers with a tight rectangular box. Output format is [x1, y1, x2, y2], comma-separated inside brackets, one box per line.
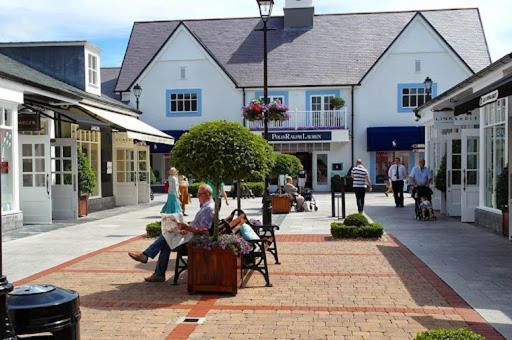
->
[392, 180, 404, 207]
[353, 187, 366, 213]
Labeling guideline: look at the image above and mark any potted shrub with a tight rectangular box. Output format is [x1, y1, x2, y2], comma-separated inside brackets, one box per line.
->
[78, 150, 96, 217]
[171, 120, 275, 294]
[497, 165, 509, 236]
[330, 213, 384, 239]
[266, 101, 290, 121]
[330, 96, 345, 110]
[434, 153, 447, 214]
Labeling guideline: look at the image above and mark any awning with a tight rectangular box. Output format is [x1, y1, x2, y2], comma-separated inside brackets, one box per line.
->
[367, 126, 424, 151]
[25, 103, 110, 129]
[78, 104, 174, 145]
[454, 74, 512, 115]
[149, 130, 187, 153]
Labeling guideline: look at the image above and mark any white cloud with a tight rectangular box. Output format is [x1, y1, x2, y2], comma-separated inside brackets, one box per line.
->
[0, 0, 510, 60]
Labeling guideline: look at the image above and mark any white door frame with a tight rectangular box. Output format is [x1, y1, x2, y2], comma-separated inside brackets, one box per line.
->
[51, 138, 78, 220]
[313, 152, 330, 192]
[19, 134, 52, 224]
[446, 132, 462, 217]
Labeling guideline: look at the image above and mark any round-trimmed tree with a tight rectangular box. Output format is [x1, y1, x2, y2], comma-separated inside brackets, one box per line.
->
[170, 120, 275, 239]
[270, 153, 302, 178]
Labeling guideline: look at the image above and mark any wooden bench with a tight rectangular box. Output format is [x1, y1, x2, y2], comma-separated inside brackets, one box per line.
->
[172, 212, 280, 287]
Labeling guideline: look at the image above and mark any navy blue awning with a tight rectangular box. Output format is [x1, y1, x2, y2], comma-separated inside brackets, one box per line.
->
[149, 130, 187, 153]
[366, 126, 424, 151]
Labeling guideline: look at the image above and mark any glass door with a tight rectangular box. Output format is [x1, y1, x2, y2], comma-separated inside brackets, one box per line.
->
[137, 147, 150, 204]
[447, 135, 462, 216]
[314, 153, 329, 191]
[461, 129, 479, 222]
[51, 139, 78, 220]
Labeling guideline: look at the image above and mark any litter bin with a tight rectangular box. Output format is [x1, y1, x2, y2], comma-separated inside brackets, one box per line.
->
[8, 284, 81, 339]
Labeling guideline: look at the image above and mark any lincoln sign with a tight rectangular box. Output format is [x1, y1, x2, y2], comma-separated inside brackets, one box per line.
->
[269, 131, 332, 142]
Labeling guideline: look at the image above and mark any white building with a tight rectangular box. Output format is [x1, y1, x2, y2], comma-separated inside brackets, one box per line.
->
[112, 3, 490, 191]
[417, 53, 511, 237]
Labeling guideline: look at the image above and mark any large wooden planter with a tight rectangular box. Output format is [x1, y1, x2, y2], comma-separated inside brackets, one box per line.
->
[187, 244, 241, 295]
[272, 194, 291, 214]
[502, 210, 509, 237]
[79, 194, 89, 217]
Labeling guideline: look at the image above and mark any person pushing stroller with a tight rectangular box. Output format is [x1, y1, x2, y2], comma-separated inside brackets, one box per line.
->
[409, 159, 434, 220]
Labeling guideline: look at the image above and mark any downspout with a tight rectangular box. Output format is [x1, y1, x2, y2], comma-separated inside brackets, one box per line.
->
[351, 85, 355, 167]
[242, 87, 246, 127]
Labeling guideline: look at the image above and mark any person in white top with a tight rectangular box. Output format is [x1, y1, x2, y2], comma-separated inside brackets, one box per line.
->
[387, 157, 408, 208]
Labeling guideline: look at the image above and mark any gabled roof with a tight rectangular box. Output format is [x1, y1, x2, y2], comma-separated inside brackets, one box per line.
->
[101, 67, 122, 100]
[115, 8, 491, 92]
[0, 52, 136, 113]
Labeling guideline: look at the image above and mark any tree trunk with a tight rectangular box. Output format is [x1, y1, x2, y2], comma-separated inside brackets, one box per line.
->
[213, 182, 221, 240]
[237, 177, 241, 211]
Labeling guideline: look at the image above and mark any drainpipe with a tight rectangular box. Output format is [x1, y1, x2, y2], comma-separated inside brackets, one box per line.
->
[351, 85, 355, 167]
[242, 88, 246, 127]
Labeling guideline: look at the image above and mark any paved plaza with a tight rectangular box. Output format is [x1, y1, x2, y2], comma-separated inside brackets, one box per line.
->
[5, 193, 512, 339]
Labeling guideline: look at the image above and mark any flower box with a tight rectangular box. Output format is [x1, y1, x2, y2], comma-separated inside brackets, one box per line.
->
[272, 194, 291, 214]
[187, 244, 241, 295]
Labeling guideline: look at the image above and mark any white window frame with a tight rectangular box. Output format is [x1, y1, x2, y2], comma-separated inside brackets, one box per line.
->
[401, 86, 427, 109]
[116, 149, 136, 183]
[310, 95, 335, 112]
[0, 105, 16, 213]
[87, 54, 98, 86]
[72, 126, 102, 198]
[259, 95, 285, 104]
[170, 92, 198, 113]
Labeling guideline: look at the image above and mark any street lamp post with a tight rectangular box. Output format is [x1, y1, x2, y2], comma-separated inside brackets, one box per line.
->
[256, 0, 274, 225]
[133, 83, 143, 111]
[0, 131, 16, 339]
[424, 77, 433, 101]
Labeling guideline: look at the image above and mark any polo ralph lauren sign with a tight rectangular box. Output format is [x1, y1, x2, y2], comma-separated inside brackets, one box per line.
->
[479, 90, 499, 107]
[269, 131, 332, 142]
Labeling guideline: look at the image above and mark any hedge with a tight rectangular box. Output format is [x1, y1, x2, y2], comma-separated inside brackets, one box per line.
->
[343, 213, 369, 227]
[189, 182, 205, 197]
[146, 221, 161, 238]
[330, 222, 383, 239]
[245, 182, 265, 197]
[415, 328, 484, 340]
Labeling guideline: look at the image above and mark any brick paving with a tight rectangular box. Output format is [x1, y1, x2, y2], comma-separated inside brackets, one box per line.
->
[14, 234, 503, 339]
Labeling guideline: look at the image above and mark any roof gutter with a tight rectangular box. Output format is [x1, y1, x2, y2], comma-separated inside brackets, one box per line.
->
[0, 72, 81, 101]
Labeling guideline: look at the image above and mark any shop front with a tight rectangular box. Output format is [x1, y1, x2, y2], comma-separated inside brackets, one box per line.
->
[367, 126, 425, 188]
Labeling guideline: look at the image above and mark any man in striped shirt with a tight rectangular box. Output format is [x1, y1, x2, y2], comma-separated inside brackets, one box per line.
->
[351, 159, 373, 213]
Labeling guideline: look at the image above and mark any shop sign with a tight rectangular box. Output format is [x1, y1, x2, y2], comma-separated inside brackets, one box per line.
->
[269, 131, 331, 142]
[433, 111, 478, 126]
[479, 90, 499, 107]
[106, 161, 113, 174]
[18, 113, 40, 131]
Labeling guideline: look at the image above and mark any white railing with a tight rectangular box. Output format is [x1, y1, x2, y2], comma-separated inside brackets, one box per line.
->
[246, 109, 348, 131]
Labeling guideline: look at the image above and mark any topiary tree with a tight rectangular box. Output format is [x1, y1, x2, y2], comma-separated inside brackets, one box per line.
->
[343, 213, 369, 227]
[171, 120, 275, 239]
[270, 153, 302, 178]
[435, 153, 447, 193]
[78, 150, 96, 196]
[330, 96, 345, 110]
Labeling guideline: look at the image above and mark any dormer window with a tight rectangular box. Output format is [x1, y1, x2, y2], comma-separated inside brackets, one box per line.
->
[88, 54, 98, 86]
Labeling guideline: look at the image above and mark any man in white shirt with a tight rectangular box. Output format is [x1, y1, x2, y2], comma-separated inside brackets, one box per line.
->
[388, 157, 407, 207]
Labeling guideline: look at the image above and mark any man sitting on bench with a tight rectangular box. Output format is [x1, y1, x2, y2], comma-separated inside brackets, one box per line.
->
[128, 184, 215, 282]
[283, 176, 305, 211]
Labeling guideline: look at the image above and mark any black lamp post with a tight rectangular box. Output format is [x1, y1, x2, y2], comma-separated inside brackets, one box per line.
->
[256, 0, 274, 225]
[424, 77, 433, 101]
[133, 83, 143, 111]
[0, 131, 16, 339]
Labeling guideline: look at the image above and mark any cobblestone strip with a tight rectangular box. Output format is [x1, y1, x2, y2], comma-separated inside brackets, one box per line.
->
[14, 235, 145, 286]
[165, 295, 219, 340]
[388, 234, 505, 340]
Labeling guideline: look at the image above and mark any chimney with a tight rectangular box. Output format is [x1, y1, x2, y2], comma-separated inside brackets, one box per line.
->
[284, 0, 314, 30]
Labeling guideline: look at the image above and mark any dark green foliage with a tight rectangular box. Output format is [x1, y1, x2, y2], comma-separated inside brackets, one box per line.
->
[415, 328, 484, 340]
[189, 182, 205, 197]
[170, 120, 275, 239]
[435, 154, 447, 193]
[330, 96, 345, 109]
[271, 153, 302, 178]
[343, 213, 369, 227]
[150, 167, 157, 184]
[246, 182, 265, 197]
[496, 165, 508, 211]
[146, 221, 161, 238]
[330, 223, 383, 239]
[78, 150, 96, 195]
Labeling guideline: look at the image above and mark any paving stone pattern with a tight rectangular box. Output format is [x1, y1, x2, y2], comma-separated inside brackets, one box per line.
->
[15, 234, 503, 339]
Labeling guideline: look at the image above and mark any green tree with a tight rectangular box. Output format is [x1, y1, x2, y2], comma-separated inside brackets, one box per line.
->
[270, 153, 302, 178]
[435, 154, 447, 193]
[171, 120, 275, 239]
[78, 150, 96, 195]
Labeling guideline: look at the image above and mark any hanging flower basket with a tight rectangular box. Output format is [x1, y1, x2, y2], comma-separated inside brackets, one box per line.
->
[242, 100, 265, 121]
[267, 101, 290, 121]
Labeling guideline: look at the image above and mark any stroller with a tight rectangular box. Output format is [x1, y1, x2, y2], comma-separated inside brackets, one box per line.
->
[414, 186, 435, 221]
[301, 188, 318, 212]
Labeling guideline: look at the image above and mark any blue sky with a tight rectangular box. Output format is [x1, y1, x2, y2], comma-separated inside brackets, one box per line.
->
[0, 0, 511, 67]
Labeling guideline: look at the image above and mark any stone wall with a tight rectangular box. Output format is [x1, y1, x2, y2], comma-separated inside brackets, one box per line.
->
[2, 212, 23, 232]
[475, 207, 503, 235]
[88, 196, 116, 213]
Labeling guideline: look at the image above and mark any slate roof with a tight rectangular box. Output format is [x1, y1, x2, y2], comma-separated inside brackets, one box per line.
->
[0, 52, 136, 112]
[115, 8, 491, 92]
[101, 67, 122, 100]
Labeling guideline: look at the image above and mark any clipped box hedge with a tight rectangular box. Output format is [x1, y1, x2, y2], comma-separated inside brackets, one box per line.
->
[146, 221, 161, 238]
[245, 182, 265, 197]
[415, 328, 484, 340]
[331, 223, 383, 239]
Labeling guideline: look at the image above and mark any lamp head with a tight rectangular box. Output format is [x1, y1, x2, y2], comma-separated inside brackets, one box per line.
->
[256, 0, 274, 22]
[133, 83, 143, 99]
[424, 77, 433, 95]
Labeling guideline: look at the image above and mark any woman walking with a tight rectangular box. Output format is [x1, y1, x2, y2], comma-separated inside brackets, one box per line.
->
[178, 175, 190, 216]
[161, 167, 182, 214]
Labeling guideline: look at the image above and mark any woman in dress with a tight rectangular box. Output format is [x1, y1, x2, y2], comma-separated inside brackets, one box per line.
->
[178, 175, 190, 216]
[161, 167, 182, 214]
